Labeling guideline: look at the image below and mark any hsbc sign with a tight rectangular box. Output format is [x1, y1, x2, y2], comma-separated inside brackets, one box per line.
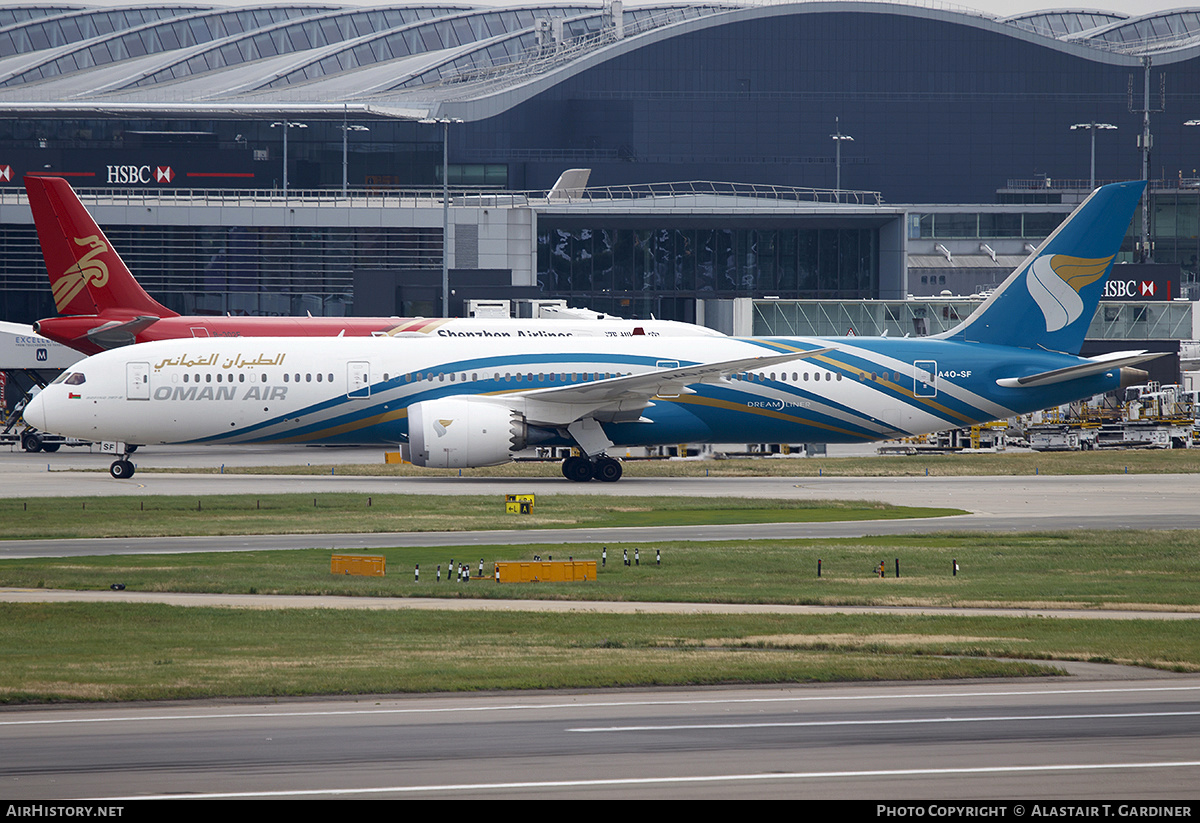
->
[106, 165, 174, 184]
[1103, 279, 1161, 298]
[1100, 265, 1181, 302]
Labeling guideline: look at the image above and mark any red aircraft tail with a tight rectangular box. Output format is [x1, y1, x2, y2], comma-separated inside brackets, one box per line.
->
[25, 176, 177, 318]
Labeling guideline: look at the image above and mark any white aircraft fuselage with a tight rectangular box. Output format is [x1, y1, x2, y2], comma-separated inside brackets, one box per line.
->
[23, 180, 1156, 482]
[25, 333, 1135, 453]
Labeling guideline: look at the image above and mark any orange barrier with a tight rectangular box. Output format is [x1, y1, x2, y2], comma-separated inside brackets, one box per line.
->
[495, 560, 596, 583]
[331, 555, 386, 577]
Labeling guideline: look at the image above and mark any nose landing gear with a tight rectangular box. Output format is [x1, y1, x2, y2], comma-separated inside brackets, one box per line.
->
[108, 445, 140, 479]
[109, 459, 135, 479]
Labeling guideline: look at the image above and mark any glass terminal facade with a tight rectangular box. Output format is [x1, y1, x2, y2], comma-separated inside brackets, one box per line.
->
[538, 220, 880, 319]
[0, 222, 441, 323]
[2, 3, 1200, 323]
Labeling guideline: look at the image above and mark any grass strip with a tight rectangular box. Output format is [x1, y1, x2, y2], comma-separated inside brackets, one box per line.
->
[5, 531, 1199, 609]
[14, 602, 1200, 704]
[0, 494, 959, 540]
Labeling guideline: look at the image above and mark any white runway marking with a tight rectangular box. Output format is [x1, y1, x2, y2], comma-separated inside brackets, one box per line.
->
[568, 710, 1200, 733]
[4, 685, 1197, 726]
[101, 761, 1200, 799]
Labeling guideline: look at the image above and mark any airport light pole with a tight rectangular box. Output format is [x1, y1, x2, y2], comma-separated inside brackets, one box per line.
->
[420, 116, 463, 317]
[830, 117, 853, 202]
[270, 120, 307, 197]
[1070, 122, 1116, 190]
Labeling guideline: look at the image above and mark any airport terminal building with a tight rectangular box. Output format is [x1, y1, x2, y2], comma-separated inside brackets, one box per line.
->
[0, 1, 1198, 336]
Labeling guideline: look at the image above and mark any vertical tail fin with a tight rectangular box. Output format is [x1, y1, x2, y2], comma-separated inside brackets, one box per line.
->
[941, 180, 1145, 354]
[25, 176, 177, 318]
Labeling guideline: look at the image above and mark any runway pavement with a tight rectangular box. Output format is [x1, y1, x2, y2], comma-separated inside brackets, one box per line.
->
[3, 679, 1198, 799]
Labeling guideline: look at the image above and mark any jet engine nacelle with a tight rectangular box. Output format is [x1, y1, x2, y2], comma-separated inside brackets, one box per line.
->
[406, 397, 527, 468]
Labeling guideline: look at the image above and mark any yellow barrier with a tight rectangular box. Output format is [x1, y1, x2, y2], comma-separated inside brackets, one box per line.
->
[384, 452, 406, 464]
[495, 560, 596, 583]
[331, 555, 386, 577]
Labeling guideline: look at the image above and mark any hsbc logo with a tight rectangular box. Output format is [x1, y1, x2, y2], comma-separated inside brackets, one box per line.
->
[0, 165, 11, 182]
[106, 165, 175, 184]
[107, 165, 151, 184]
[1104, 279, 1168, 299]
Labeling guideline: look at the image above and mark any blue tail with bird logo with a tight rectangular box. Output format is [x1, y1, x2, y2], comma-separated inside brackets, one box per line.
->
[940, 181, 1145, 354]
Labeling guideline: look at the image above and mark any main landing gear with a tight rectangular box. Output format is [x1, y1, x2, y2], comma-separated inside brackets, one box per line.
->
[561, 454, 622, 483]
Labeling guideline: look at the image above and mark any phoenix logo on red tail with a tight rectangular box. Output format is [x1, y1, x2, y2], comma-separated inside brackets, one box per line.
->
[52, 236, 110, 313]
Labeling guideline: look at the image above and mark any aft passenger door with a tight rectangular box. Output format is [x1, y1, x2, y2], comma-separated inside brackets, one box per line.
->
[913, 360, 937, 398]
[348, 361, 370, 399]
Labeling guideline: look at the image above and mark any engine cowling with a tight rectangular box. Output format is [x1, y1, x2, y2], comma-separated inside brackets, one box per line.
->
[406, 397, 528, 468]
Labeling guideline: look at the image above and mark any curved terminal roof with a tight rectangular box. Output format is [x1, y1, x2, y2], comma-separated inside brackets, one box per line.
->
[1002, 9, 1128, 38]
[1065, 8, 1200, 51]
[0, 1, 1197, 121]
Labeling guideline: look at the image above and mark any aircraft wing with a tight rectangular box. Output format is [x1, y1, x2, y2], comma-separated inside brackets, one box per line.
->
[501, 347, 834, 428]
[995, 351, 1164, 388]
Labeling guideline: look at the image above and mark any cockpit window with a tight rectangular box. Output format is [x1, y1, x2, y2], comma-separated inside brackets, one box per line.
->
[64, 373, 86, 385]
[50, 372, 71, 385]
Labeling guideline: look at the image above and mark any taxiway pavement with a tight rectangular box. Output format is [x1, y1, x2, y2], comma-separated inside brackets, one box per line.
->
[1, 455, 1199, 559]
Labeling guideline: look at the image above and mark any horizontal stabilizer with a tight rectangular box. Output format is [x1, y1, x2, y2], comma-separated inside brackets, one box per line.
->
[84, 316, 160, 350]
[995, 351, 1164, 388]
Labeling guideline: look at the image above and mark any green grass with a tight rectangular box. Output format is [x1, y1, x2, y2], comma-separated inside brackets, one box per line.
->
[4, 530, 1199, 703]
[12, 603, 1200, 704]
[0, 494, 961, 540]
[3, 470, 1197, 702]
[4, 530, 1199, 609]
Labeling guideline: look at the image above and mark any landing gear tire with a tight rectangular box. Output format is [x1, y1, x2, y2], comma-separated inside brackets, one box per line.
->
[594, 456, 623, 482]
[562, 456, 593, 482]
[21, 432, 42, 453]
[109, 460, 135, 480]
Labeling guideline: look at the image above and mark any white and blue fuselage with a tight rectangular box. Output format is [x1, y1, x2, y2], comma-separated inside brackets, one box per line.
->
[26, 333, 1127, 449]
[25, 180, 1155, 482]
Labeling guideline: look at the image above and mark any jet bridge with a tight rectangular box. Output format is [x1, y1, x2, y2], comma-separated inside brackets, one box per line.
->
[0, 322, 84, 451]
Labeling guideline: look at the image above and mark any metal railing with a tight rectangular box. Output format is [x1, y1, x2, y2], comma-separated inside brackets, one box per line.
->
[1004, 177, 1197, 192]
[0, 180, 884, 208]
[548, 180, 884, 206]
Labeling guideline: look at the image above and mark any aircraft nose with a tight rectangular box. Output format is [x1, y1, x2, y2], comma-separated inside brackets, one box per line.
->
[23, 391, 46, 431]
